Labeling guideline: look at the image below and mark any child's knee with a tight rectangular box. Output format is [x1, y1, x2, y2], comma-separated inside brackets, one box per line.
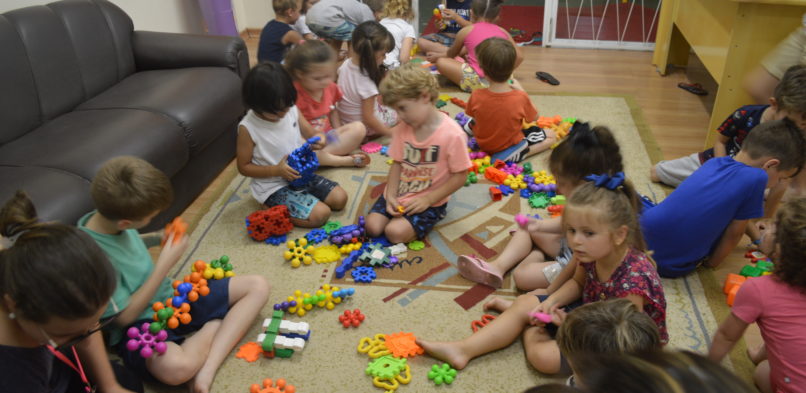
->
[365, 214, 386, 237]
[345, 121, 367, 138]
[242, 274, 271, 300]
[384, 220, 416, 244]
[325, 187, 348, 211]
[525, 347, 562, 374]
[306, 202, 332, 227]
[150, 362, 198, 386]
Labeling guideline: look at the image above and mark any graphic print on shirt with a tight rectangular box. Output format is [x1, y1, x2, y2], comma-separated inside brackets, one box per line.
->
[398, 142, 440, 195]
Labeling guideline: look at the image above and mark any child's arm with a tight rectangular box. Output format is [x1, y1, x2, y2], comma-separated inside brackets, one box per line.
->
[281, 29, 304, 46]
[236, 126, 301, 181]
[713, 135, 730, 157]
[77, 332, 137, 393]
[538, 263, 585, 310]
[526, 216, 563, 234]
[298, 112, 327, 149]
[708, 313, 750, 362]
[384, 162, 404, 216]
[402, 170, 468, 214]
[545, 258, 577, 294]
[361, 96, 394, 136]
[705, 219, 748, 269]
[329, 106, 343, 129]
[445, 26, 471, 58]
[399, 37, 414, 64]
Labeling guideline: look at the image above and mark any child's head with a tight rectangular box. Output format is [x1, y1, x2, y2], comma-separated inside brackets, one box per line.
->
[381, 0, 414, 20]
[0, 191, 116, 345]
[548, 122, 624, 196]
[364, 0, 387, 19]
[300, 0, 319, 14]
[476, 37, 515, 83]
[273, 0, 302, 23]
[771, 64, 806, 130]
[91, 156, 173, 228]
[285, 40, 337, 91]
[351, 21, 395, 86]
[768, 197, 806, 292]
[380, 63, 439, 127]
[563, 175, 646, 258]
[243, 62, 298, 120]
[471, 0, 504, 22]
[556, 299, 661, 372]
[740, 117, 806, 187]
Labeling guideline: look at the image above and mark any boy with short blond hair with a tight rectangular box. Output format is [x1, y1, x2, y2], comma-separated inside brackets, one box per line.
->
[367, 64, 471, 243]
[79, 156, 269, 393]
[258, 0, 304, 63]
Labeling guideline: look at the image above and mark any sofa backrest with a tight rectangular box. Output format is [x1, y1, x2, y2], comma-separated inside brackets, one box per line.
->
[0, 0, 135, 145]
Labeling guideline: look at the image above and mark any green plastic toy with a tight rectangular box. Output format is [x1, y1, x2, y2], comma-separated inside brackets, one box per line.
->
[465, 172, 478, 186]
[529, 193, 550, 209]
[739, 265, 763, 277]
[756, 260, 774, 272]
[407, 240, 425, 251]
[428, 363, 457, 385]
[322, 221, 342, 234]
[366, 355, 408, 380]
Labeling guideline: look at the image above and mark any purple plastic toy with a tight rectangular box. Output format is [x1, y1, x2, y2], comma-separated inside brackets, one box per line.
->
[329, 216, 366, 245]
[126, 323, 168, 358]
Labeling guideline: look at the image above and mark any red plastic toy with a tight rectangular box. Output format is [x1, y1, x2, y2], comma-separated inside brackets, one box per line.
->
[470, 314, 496, 332]
[162, 217, 187, 246]
[744, 250, 768, 263]
[547, 205, 564, 217]
[246, 206, 293, 242]
[450, 97, 467, 109]
[339, 309, 365, 328]
[484, 166, 508, 184]
[249, 378, 295, 393]
[489, 187, 503, 201]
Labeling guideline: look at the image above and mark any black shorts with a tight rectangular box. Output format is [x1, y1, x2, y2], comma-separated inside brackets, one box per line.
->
[369, 195, 447, 239]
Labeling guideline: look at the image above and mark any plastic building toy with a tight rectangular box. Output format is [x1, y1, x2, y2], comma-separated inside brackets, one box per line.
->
[385, 332, 424, 358]
[301, 284, 354, 310]
[470, 314, 496, 332]
[336, 249, 362, 279]
[358, 333, 392, 358]
[484, 166, 508, 184]
[339, 309, 365, 328]
[388, 243, 408, 255]
[191, 256, 235, 280]
[386, 158, 394, 165]
[465, 172, 478, 186]
[265, 235, 287, 245]
[490, 187, 503, 201]
[126, 322, 168, 358]
[162, 217, 187, 246]
[744, 250, 768, 263]
[352, 266, 377, 283]
[498, 184, 514, 196]
[548, 204, 564, 217]
[361, 142, 383, 153]
[174, 271, 210, 303]
[283, 238, 314, 268]
[522, 162, 533, 173]
[530, 312, 553, 323]
[435, 99, 448, 108]
[285, 290, 314, 317]
[428, 363, 458, 385]
[235, 341, 264, 362]
[322, 220, 341, 234]
[304, 228, 328, 244]
[515, 214, 529, 228]
[246, 206, 293, 242]
[455, 112, 473, 128]
[756, 260, 774, 272]
[740, 265, 764, 277]
[450, 97, 467, 109]
[407, 240, 425, 251]
[273, 299, 298, 312]
[151, 299, 191, 331]
[367, 355, 408, 380]
[340, 242, 363, 254]
[249, 378, 296, 393]
[502, 163, 523, 176]
[380, 146, 389, 156]
[359, 243, 392, 267]
[723, 273, 746, 306]
[287, 136, 320, 189]
[520, 189, 532, 198]
[312, 244, 341, 264]
[550, 195, 566, 205]
[329, 216, 366, 245]
[258, 310, 310, 354]
[537, 115, 562, 128]
[529, 193, 550, 208]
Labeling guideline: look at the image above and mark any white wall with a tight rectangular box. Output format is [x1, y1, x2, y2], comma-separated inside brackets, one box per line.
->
[232, 0, 273, 31]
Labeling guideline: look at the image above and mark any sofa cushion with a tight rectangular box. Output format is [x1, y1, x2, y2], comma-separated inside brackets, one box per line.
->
[0, 165, 93, 225]
[0, 108, 189, 180]
[0, 15, 42, 145]
[78, 67, 243, 156]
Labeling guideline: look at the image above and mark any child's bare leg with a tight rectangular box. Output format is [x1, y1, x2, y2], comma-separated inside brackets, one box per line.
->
[147, 320, 222, 386]
[512, 251, 558, 291]
[483, 229, 535, 277]
[522, 324, 562, 374]
[323, 186, 347, 211]
[417, 37, 448, 55]
[435, 57, 464, 87]
[384, 217, 417, 244]
[531, 232, 563, 257]
[290, 201, 332, 228]
[323, 122, 366, 156]
[483, 296, 514, 312]
[418, 294, 540, 369]
[190, 275, 269, 393]
[365, 212, 391, 237]
[754, 360, 773, 393]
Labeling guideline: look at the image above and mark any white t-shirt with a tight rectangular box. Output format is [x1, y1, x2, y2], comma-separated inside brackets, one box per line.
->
[380, 18, 416, 69]
[337, 59, 379, 128]
[239, 108, 303, 203]
[293, 14, 314, 37]
[307, 0, 375, 28]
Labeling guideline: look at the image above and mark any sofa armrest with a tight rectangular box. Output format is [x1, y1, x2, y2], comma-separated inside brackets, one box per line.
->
[133, 31, 249, 79]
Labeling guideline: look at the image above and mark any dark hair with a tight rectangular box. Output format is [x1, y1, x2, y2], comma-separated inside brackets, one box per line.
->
[273, 0, 299, 14]
[549, 122, 624, 187]
[476, 37, 515, 83]
[243, 62, 298, 114]
[363, 0, 386, 13]
[471, 0, 504, 21]
[91, 156, 173, 221]
[772, 197, 806, 292]
[523, 385, 578, 393]
[742, 117, 806, 175]
[0, 191, 115, 323]
[285, 39, 336, 77]
[774, 64, 806, 115]
[351, 21, 394, 86]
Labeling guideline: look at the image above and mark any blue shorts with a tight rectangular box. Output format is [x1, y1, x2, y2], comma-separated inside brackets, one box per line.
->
[116, 277, 232, 382]
[369, 194, 447, 239]
[264, 174, 339, 219]
[308, 20, 356, 41]
[421, 32, 456, 47]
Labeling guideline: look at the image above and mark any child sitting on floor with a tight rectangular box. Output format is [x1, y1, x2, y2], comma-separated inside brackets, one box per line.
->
[238, 62, 350, 227]
[419, 174, 668, 374]
[379, 0, 416, 69]
[258, 0, 304, 63]
[78, 157, 270, 393]
[642, 118, 806, 278]
[458, 123, 625, 290]
[306, 0, 385, 54]
[709, 197, 806, 393]
[465, 37, 555, 163]
[365, 63, 471, 243]
[418, 0, 472, 59]
[292, 0, 318, 40]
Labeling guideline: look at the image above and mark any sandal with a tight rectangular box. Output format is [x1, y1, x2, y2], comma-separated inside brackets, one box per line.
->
[457, 255, 503, 288]
[352, 152, 371, 167]
[536, 71, 559, 86]
[677, 82, 708, 96]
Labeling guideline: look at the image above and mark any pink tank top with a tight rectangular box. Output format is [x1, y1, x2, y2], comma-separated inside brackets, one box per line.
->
[464, 22, 510, 78]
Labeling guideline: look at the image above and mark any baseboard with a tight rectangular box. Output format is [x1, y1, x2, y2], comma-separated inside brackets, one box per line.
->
[240, 28, 261, 39]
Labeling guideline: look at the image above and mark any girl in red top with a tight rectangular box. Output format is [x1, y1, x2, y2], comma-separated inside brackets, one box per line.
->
[285, 40, 371, 167]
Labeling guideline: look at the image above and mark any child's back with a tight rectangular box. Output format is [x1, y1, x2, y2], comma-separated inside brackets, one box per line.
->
[463, 21, 509, 78]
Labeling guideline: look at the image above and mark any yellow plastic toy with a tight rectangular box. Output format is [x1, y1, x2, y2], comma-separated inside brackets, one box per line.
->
[357, 334, 391, 359]
[340, 242, 363, 254]
[283, 238, 313, 268]
[286, 290, 314, 317]
[372, 364, 411, 393]
[503, 174, 527, 189]
[312, 245, 341, 264]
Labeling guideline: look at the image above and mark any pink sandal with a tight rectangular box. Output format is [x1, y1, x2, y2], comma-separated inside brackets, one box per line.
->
[352, 152, 371, 167]
[457, 255, 503, 288]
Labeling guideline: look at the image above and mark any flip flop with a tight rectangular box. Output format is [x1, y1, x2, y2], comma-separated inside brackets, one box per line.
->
[536, 71, 560, 86]
[457, 255, 503, 288]
[352, 152, 371, 167]
[677, 82, 708, 96]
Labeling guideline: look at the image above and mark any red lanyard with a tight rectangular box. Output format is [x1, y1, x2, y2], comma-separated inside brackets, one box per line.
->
[47, 345, 92, 393]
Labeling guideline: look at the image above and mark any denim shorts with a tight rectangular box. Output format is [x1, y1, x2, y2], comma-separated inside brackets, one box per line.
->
[116, 277, 232, 382]
[422, 32, 456, 47]
[264, 174, 339, 219]
[308, 20, 356, 41]
[369, 194, 447, 239]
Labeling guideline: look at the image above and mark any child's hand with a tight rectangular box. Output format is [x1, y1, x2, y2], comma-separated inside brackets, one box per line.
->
[526, 217, 543, 233]
[311, 133, 327, 150]
[402, 195, 431, 215]
[277, 156, 301, 181]
[156, 231, 189, 271]
[426, 52, 443, 63]
[442, 9, 460, 22]
[385, 195, 403, 217]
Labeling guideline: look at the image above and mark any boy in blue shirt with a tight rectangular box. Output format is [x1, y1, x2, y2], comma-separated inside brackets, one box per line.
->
[258, 0, 304, 63]
[418, 0, 472, 59]
[642, 119, 806, 278]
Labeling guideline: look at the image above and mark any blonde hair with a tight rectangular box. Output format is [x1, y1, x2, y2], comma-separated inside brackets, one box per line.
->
[564, 179, 647, 251]
[381, 0, 414, 20]
[773, 197, 806, 291]
[91, 156, 173, 221]
[273, 0, 299, 14]
[379, 63, 439, 106]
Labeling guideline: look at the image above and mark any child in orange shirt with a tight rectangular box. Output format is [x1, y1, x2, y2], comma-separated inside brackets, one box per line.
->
[465, 38, 556, 162]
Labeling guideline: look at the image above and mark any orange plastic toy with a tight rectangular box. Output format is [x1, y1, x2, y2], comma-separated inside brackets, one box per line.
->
[174, 272, 210, 302]
[471, 314, 497, 332]
[450, 97, 467, 109]
[489, 187, 502, 201]
[484, 166, 508, 184]
[547, 205, 564, 217]
[162, 217, 187, 246]
[537, 115, 562, 128]
[152, 300, 191, 329]
[249, 378, 295, 393]
[236, 342, 264, 362]
[723, 273, 746, 306]
[385, 332, 424, 358]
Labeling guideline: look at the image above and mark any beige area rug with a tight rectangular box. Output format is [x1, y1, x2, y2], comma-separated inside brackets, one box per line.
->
[149, 94, 736, 392]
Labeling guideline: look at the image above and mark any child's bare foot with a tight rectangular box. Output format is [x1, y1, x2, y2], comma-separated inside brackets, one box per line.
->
[747, 344, 767, 364]
[483, 296, 513, 312]
[189, 366, 215, 393]
[417, 339, 471, 370]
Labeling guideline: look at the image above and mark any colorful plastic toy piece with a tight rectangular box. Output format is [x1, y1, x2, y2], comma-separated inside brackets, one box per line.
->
[388, 243, 408, 255]
[162, 217, 187, 246]
[484, 166, 508, 184]
[548, 204, 564, 217]
[380, 145, 389, 156]
[245, 206, 293, 242]
[744, 250, 769, 263]
[367, 355, 408, 380]
[490, 187, 503, 201]
[283, 238, 314, 268]
[450, 97, 467, 109]
[756, 260, 774, 272]
[304, 228, 328, 244]
[286, 136, 320, 189]
[435, 99, 448, 108]
[529, 193, 550, 208]
[265, 235, 287, 245]
[498, 184, 514, 196]
[359, 243, 392, 267]
[530, 312, 553, 323]
[465, 172, 478, 186]
[151, 299, 191, 331]
[339, 309, 366, 328]
[235, 341, 264, 362]
[126, 322, 168, 358]
[723, 273, 746, 306]
[740, 265, 763, 277]
[312, 244, 341, 264]
[537, 115, 563, 128]
[258, 310, 309, 353]
[192, 256, 235, 280]
[285, 290, 314, 317]
[361, 142, 383, 153]
[358, 334, 391, 358]
[329, 216, 366, 245]
[174, 271, 210, 303]
[550, 195, 566, 205]
[504, 174, 527, 189]
[515, 214, 529, 228]
[470, 314, 497, 332]
[352, 266, 377, 283]
[522, 162, 533, 173]
[407, 240, 425, 251]
[339, 242, 364, 254]
[520, 188, 532, 198]
[385, 332, 424, 358]
[455, 112, 473, 128]
[336, 249, 362, 279]
[249, 378, 296, 393]
[428, 363, 458, 385]
[322, 220, 341, 234]
[372, 363, 411, 393]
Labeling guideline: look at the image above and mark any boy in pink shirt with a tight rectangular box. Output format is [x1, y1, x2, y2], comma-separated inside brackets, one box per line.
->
[366, 64, 471, 243]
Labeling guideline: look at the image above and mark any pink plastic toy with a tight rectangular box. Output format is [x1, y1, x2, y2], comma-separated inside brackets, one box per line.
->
[361, 142, 383, 154]
[126, 322, 168, 358]
[515, 214, 528, 228]
[529, 312, 553, 324]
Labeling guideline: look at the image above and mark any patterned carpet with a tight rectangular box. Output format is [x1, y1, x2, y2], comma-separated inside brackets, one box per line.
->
[148, 93, 741, 392]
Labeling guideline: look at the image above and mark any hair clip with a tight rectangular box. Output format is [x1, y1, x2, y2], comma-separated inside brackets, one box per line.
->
[0, 231, 26, 249]
[584, 172, 625, 190]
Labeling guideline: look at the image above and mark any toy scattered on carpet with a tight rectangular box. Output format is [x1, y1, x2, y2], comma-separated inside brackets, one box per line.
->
[339, 309, 366, 328]
[275, 285, 356, 316]
[257, 310, 310, 358]
[191, 255, 234, 280]
[329, 216, 366, 245]
[470, 314, 497, 332]
[249, 378, 296, 393]
[283, 238, 314, 268]
[361, 142, 383, 154]
[287, 136, 320, 189]
[126, 322, 168, 358]
[357, 333, 423, 392]
[428, 363, 458, 385]
[723, 250, 775, 306]
[352, 266, 377, 283]
[245, 206, 293, 244]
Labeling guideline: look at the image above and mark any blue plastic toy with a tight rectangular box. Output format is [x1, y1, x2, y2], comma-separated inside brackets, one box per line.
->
[304, 228, 328, 244]
[336, 250, 362, 279]
[265, 234, 287, 245]
[520, 189, 532, 198]
[498, 184, 514, 196]
[287, 136, 321, 189]
[352, 266, 377, 283]
[329, 216, 366, 245]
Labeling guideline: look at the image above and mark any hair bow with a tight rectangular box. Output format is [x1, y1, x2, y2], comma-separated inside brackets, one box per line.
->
[584, 172, 625, 190]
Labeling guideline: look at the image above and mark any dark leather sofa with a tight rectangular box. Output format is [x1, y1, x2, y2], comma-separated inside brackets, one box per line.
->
[0, 0, 248, 230]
